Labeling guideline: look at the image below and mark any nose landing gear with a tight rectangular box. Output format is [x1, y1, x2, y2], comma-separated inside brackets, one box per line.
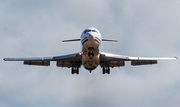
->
[88, 47, 94, 57]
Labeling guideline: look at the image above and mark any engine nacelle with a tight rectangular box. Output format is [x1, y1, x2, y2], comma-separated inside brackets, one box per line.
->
[100, 60, 125, 68]
[131, 60, 157, 66]
[24, 61, 50, 66]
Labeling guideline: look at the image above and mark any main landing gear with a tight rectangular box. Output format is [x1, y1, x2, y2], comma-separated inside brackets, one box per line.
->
[71, 67, 111, 74]
[71, 67, 79, 74]
[102, 67, 110, 74]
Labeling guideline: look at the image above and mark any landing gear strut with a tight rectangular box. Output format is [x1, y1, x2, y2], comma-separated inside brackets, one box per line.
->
[71, 67, 79, 74]
[88, 47, 94, 57]
[102, 67, 110, 74]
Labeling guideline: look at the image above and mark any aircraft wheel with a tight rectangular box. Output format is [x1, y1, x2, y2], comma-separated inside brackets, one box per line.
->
[92, 52, 94, 56]
[72, 67, 79, 74]
[102, 67, 105, 74]
[107, 67, 110, 74]
[88, 52, 90, 57]
[77, 68, 79, 74]
[88, 52, 94, 57]
[102, 67, 110, 74]
[71, 68, 74, 74]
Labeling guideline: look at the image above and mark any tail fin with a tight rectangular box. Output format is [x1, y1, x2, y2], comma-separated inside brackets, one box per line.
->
[62, 39, 80, 42]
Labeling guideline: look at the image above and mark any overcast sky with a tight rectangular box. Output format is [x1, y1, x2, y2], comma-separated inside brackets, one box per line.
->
[0, 0, 180, 107]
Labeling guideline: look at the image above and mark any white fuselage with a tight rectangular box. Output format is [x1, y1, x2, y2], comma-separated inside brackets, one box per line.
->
[80, 27, 102, 70]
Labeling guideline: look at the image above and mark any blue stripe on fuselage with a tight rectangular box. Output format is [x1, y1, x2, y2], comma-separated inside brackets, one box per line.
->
[95, 37, 101, 43]
[81, 37, 87, 43]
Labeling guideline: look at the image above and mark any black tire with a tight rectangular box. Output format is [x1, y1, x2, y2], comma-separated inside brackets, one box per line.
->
[107, 67, 110, 74]
[77, 68, 79, 74]
[103, 68, 105, 74]
[71, 68, 74, 74]
[92, 52, 94, 56]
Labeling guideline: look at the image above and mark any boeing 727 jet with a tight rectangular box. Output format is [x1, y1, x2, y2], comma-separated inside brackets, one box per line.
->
[4, 27, 177, 74]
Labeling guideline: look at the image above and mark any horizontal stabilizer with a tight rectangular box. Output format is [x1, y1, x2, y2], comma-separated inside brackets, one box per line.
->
[62, 39, 80, 42]
[102, 38, 118, 42]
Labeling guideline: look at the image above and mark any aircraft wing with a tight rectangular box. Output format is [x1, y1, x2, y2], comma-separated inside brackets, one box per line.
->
[99, 52, 177, 67]
[4, 52, 82, 67]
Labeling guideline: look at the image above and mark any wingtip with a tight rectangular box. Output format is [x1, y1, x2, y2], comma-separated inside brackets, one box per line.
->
[175, 56, 178, 59]
[3, 58, 8, 61]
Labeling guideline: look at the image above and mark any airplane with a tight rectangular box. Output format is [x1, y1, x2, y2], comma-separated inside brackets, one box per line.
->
[4, 27, 177, 74]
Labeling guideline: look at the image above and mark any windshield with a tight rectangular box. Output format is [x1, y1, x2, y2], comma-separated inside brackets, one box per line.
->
[84, 29, 98, 33]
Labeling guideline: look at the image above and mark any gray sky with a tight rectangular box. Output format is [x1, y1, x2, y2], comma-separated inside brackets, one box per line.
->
[0, 0, 180, 107]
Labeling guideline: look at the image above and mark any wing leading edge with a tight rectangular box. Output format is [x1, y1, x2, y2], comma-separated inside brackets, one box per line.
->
[100, 52, 177, 67]
[4, 52, 82, 67]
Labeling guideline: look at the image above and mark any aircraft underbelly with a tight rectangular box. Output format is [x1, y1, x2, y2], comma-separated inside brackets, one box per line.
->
[82, 55, 99, 70]
[82, 37, 100, 70]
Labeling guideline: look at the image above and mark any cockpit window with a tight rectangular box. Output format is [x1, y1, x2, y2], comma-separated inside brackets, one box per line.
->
[85, 30, 91, 33]
[92, 30, 98, 33]
[84, 29, 98, 33]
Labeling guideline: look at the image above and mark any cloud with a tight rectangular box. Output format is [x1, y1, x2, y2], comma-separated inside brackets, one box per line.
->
[0, 0, 180, 107]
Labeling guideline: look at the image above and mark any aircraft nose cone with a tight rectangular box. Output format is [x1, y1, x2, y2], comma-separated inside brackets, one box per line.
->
[88, 36, 94, 41]
[87, 33, 94, 39]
